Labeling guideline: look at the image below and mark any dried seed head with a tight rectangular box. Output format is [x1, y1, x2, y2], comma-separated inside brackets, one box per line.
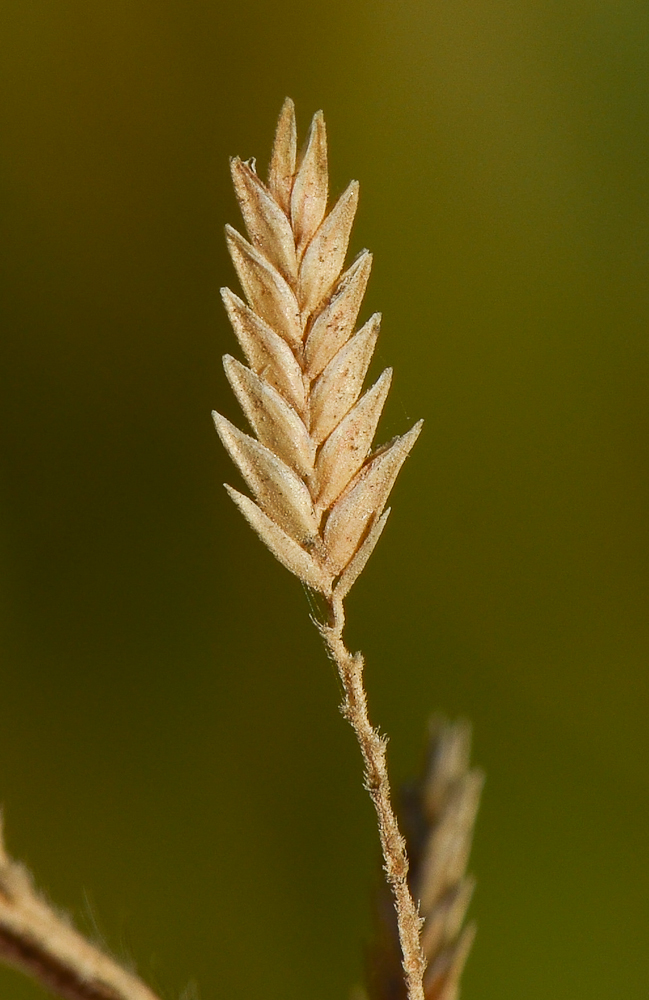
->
[218, 102, 421, 597]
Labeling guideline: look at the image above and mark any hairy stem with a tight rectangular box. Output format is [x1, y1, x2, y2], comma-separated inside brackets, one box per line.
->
[320, 595, 427, 1000]
[0, 828, 162, 1000]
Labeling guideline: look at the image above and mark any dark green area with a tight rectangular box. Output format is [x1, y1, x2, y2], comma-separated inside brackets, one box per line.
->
[0, 1, 648, 998]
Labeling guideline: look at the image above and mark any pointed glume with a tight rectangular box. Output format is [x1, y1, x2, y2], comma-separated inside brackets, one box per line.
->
[217, 99, 422, 597]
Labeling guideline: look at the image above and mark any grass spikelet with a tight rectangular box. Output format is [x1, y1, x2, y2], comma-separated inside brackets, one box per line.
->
[215, 99, 419, 598]
[215, 100, 478, 1000]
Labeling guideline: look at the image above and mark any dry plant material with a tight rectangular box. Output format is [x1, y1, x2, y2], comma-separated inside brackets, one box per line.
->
[0, 98, 480, 1000]
[0, 821, 162, 1000]
[215, 99, 439, 1000]
[368, 719, 483, 1000]
[215, 99, 423, 602]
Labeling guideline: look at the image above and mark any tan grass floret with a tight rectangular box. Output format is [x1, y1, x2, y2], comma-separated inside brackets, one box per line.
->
[215, 99, 427, 1000]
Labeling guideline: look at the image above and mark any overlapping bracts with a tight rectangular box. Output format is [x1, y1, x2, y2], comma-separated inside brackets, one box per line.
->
[214, 99, 422, 597]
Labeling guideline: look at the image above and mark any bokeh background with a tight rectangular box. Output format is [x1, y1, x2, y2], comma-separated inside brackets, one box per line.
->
[1, 1, 648, 998]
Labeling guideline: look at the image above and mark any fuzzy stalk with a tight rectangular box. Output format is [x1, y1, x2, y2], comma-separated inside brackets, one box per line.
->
[0, 823, 162, 1000]
[320, 595, 426, 1000]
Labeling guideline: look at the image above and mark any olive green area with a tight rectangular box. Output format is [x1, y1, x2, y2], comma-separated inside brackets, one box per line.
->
[1, 1, 648, 998]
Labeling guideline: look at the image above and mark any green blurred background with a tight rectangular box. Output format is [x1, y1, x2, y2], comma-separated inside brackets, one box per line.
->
[1, 1, 648, 998]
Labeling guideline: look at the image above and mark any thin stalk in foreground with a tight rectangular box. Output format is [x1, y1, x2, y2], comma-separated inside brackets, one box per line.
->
[0, 824, 162, 1000]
